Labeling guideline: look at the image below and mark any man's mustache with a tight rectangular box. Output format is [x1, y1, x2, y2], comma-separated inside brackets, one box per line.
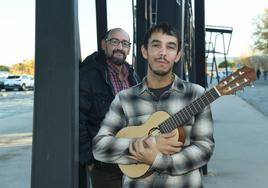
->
[155, 56, 169, 63]
[113, 50, 126, 56]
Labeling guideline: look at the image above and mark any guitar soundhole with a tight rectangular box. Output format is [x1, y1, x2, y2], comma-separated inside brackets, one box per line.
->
[148, 127, 160, 136]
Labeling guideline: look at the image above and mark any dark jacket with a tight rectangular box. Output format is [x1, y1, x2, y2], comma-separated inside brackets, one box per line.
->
[79, 51, 139, 165]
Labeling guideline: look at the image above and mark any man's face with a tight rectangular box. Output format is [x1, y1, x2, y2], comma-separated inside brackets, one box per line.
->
[102, 30, 131, 65]
[142, 31, 181, 76]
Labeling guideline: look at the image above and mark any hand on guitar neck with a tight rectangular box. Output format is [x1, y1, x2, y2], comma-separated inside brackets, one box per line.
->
[129, 130, 183, 165]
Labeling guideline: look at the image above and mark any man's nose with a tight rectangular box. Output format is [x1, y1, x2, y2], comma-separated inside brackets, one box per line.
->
[116, 42, 124, 49]
[159, 47, 167, 56]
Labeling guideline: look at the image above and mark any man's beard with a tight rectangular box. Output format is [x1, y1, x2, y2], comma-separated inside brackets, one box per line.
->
[111, 59, 125, 65]
[148, 59, 172, 76]
[108, 50, 126, 65]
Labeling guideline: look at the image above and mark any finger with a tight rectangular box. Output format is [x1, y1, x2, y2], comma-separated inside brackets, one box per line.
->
[128, 155, 138, 161]
[162, 146, 182, 155]
[170, 145, 182, 152]
[144, 138, 154, 148]
[169, 146, 182, 154]
[161, 131, 176, 139]
[133, 138, 140, 151]
[169, 141, 184, 147]
[137, 136, 147, 150]
[129, 141, 136, 155]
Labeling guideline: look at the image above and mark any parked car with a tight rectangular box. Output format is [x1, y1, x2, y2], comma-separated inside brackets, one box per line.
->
[0, 78, 5, 90]
[0, 73, 8, 90]
[3, 75, 34, 91]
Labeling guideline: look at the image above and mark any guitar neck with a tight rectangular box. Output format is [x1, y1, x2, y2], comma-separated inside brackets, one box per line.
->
[159, 87, 220, 133]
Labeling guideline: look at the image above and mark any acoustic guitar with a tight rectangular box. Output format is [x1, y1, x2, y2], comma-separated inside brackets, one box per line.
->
[116, 66, 256, 178]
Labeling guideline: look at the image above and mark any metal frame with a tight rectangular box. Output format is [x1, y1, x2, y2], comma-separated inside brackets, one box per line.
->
[205, 25, 233, 83]
[31, 0, 80, 187]
[95, 0, 108, 51]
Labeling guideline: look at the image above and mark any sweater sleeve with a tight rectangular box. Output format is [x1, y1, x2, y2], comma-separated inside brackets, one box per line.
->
[92, 94, 137, 164]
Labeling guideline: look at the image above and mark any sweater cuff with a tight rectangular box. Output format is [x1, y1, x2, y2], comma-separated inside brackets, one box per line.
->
[151, 152, 169, 171]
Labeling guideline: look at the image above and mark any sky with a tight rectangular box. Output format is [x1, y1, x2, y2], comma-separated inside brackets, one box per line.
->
[0, 0, 268, 66]
[205, 0, 268, 58]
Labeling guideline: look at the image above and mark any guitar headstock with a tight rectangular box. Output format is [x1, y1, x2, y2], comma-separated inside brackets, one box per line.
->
[215, 66, 256, 96]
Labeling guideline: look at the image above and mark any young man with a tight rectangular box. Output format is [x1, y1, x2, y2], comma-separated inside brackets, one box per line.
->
[79, 28, 139, 188]
[93, 23, 214, 187]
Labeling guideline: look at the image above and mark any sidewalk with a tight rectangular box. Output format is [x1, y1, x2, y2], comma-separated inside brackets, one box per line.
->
[203, 94, 268, 188]
[0, 112, 32, 188]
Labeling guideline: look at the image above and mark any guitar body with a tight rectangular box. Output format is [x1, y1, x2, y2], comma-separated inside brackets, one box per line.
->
[116, 111, 185, 178]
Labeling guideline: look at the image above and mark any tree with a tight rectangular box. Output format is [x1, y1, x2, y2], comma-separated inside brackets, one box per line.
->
[253, 8, 268, 54]
[0, 65, 10, 72]
[9, 59, 35, 75]
[218, 60, 236, 69]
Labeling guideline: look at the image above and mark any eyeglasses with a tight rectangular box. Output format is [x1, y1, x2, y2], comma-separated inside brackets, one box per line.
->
[105, 38, 131, 48]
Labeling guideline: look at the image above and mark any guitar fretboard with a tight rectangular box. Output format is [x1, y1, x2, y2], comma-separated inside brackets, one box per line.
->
[159, 87, 220, 133]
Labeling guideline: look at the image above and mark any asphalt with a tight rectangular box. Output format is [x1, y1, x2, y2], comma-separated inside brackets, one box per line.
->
[0, 112, 32, 188]
[0, 79, 268, 188]
[203, 95, 268, 187]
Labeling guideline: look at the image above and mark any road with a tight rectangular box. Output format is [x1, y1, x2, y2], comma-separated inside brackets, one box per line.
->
[0, 91, 33, 188]
[237, 79, 268, 116]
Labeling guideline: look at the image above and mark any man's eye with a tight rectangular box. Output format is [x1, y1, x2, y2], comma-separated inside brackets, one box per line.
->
[152, 44, 160, 48]
[111, 40, 119, 44]
[122, 41, 130, 46]
[167, 45, 176, 50]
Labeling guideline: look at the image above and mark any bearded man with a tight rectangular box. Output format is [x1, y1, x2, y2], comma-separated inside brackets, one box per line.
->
[79, 28, 139, 188]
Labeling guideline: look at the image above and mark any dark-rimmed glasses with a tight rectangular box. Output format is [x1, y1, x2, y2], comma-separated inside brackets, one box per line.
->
[105, 38, 131, 48]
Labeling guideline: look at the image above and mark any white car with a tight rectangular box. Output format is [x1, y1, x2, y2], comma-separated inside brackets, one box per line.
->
[3, 75, 34, 91]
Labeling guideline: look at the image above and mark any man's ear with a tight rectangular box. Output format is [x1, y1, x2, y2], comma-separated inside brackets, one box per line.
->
[101, 39, 106, 50]
[141, 45, 148, 59]
[174, 51, 182, 63]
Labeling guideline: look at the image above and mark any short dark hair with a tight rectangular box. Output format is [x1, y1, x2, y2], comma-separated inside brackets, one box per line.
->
[142, 23, 181, 52]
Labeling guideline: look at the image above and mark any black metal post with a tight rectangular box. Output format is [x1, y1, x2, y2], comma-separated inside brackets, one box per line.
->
[95, 0, 108, 51]
[194, 0, 208, 175]
[135, 0, 148, 79]
[31, 0, 80, 187]
[157, 0, 183, 77]
[194, 0, 206, 87]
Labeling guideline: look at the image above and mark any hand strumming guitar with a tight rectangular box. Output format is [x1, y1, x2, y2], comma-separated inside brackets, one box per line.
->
[128, 131, 183, 165]
[129, 136, 158, 165]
